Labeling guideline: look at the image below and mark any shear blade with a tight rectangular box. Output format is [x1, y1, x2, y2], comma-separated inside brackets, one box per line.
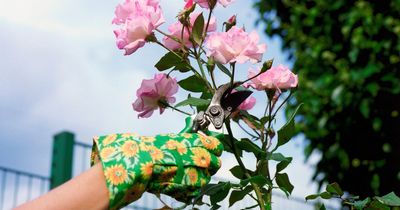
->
[221, 90, 253, 116]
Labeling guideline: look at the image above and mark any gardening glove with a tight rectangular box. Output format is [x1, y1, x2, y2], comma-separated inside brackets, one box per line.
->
[90, 126, 223, 210]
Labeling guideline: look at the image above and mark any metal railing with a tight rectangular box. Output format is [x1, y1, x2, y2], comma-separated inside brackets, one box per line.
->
[0, 166, 50, 210]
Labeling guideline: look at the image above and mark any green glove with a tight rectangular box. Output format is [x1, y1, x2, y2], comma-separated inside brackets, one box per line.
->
[90, 130, 223, 210]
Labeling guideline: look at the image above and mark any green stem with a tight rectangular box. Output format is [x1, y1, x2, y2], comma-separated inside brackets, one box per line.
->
[271, 91, 293, 120]
[160, 101, 191, 116]
[225, 120, 266, 210]
[230, 63, 236, 86]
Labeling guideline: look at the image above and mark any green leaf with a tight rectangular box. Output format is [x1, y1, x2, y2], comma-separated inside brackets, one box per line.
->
[275, 103, 303, 150]
[210, 182, 230, 205]
[268, 152, 290, 162]
[178, 75, 208, 92]
[229, 166, 245, 179]
[235, 138, 266, 159]
[192, 13, 204, 45]
[319, 204, 327, 210]
[352, 197, 371, 210]
[240, 175, 272, 187]
[320, 191, 332, 199]
[260, 116, 271, 126]
[229, 186, 252, 207]
[375, 192, 400, 206]
[239, 111, 262, 129]
[220, 135, 242, 157]
[155, 52, 182, 71]
[305, 194, 319, 201]
[276, 156, 293, 172]
[175, 97, 210, 108]
[202, 183, 225, 195]
[275, 173, 294, 196]
[216, 63, 232, 77]
[367, 200, 390, 210]
[326, 182, 343, 196]
[210, 204, 220, 210]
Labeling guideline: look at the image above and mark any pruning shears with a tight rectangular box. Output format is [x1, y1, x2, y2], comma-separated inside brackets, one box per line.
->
[183, 82, 252, 133]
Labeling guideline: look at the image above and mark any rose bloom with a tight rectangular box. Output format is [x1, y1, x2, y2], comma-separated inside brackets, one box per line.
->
[113, 0, 165, 55]
[163, 12, 217, 50]
[184, 0, 234, 8]
[205, 26, 266, 64]
[238, 95, 256, 110]
[132, 73, 178, 118]
[246, 64, 298, 93]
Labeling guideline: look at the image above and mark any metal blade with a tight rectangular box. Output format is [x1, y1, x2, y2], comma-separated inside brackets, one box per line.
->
[221, 90, 253, 117]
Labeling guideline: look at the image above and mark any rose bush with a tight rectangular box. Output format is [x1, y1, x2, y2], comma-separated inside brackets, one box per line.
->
[110, 0, 336, 209]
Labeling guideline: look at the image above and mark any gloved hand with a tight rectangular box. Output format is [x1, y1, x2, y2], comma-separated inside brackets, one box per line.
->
[90, 127, 223, 210]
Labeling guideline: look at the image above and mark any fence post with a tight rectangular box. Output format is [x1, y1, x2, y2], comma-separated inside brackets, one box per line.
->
[50, 131, 74, 189]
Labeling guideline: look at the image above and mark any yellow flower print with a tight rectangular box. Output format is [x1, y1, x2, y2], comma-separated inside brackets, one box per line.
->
[199, 135, 219, 150]
[168, 133, 178, 138]
[186, 168, 198, 185]
[140, 162, 153, 180]
[165, 140, 187, 155]
[165, 140, 179, 150]
[139, 142, 150, 151]
[147, 146, 164, 161]
[100, 147, 116, 160]
[124, 183, 146, 202]
[121, 133, 139, 139]
[104, 164, 128, 186]
[191, 148, 211, 168]
[103, 134, 118, 145]
[200, 177, 207, 186]
[159, 166, 177, 182]
[176, 143, 187, 155]
[121, 140, 139, 157]
[181, 133, 193, 139]
[140, 136, 155, 143]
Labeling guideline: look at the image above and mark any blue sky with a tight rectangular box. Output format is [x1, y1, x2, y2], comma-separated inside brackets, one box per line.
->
[0, 0, 323, 203]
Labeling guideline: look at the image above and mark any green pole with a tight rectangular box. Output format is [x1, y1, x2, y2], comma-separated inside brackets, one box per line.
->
[50, 131, 74, 189]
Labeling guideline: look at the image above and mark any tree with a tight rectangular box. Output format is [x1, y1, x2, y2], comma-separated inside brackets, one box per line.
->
[254, 0, 400, 197]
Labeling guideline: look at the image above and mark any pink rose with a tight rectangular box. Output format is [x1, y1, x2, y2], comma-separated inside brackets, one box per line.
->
[205, 26, 266, 64]
[184, 0, 234, 8]
[246, 64, 298, 93]
[132, 73, 178, 118]
[113, 0, 165, 55]
[163, 12, 216, 50]
[239, 95, 256, 110]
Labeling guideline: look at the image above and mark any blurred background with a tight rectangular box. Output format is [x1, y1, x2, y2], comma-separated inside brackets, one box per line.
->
[0, 0, 399, 209]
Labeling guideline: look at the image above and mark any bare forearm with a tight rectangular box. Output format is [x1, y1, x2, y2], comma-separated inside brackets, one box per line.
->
[15, 163, 109, 210]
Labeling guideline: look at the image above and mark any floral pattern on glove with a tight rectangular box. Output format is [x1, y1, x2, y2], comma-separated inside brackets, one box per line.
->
[91, 132, 223, 210]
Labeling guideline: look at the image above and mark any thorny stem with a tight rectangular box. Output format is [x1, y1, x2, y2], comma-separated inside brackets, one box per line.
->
[225, 120, 266, 210]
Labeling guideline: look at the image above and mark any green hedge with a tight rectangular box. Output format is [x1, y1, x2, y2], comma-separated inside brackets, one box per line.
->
[254, 0, 400, 197]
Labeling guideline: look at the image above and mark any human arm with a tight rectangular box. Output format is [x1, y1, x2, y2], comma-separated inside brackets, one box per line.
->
[14, 163, 109, 210]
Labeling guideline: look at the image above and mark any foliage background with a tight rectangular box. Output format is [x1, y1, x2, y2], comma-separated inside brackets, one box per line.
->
[254, 0, 400, 197]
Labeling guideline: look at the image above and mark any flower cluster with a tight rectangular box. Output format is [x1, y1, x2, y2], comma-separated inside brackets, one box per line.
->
[113, 0, 165, 55]
[206, 26, 266, 64]
[110, 0, 298, 118]
[163, 12, 217, 50]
